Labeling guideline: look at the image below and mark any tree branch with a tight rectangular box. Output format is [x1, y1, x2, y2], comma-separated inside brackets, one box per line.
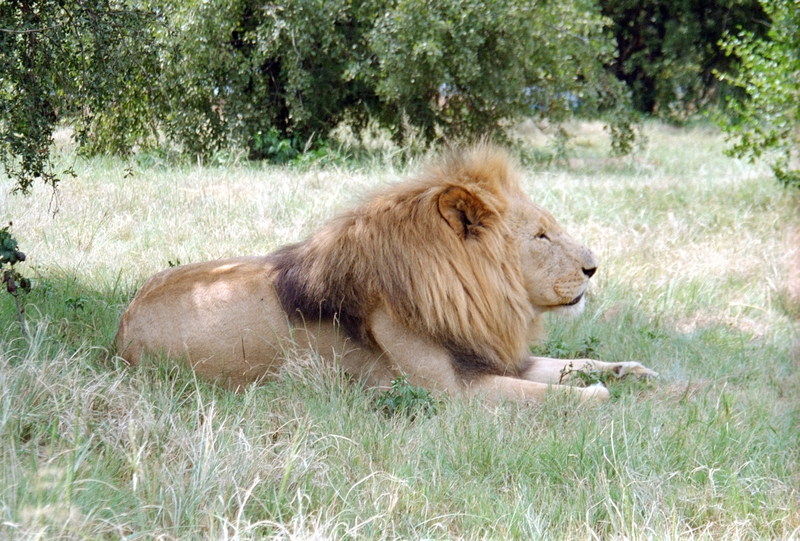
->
[0, 23, 64, 35]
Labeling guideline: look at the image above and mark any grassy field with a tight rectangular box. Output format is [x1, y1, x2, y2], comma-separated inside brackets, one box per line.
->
[1, 123, 798, 540]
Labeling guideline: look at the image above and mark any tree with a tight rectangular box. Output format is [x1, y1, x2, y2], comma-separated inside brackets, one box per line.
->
[599, 0, 768, 120]
[150, 0, 383, 160]
[0, 0, 161, 193]
[369, 0, 634, 147]
[719, 0, 799, 188]
[2, 0, 637, 188]
[155, 0, 635, 158]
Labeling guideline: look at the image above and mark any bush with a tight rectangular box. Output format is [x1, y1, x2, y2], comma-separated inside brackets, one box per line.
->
[0, 0, 161, 193]
[2, 0, 637, 191]
[368, 0, 631, 143]
[0, 224, 30, 336]
[149, 0, 378, 159]
[599, 0, 768, 121]
[155, 0, 634, 158]
[719, 0, 799, 188]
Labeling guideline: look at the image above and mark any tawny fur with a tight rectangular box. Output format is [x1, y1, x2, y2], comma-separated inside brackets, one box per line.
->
[269, 146, 533, 375]
[115, 145, 657, 402]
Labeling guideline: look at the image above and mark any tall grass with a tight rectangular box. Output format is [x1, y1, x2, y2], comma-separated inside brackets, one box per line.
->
[1, 123, 798, 539]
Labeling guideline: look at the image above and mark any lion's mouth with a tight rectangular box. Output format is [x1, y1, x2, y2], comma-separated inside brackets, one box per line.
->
[564, 293, 584, 306]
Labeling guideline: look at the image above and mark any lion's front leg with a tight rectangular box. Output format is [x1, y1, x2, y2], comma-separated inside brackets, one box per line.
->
[368, 309, 611, 404]
[520, 356, 658, 385]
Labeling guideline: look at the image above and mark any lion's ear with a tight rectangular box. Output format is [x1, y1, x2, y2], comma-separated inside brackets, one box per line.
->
[438, 186, 491, 239]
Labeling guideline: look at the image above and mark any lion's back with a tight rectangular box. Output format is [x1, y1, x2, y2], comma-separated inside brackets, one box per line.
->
[115, 256, 291, 387]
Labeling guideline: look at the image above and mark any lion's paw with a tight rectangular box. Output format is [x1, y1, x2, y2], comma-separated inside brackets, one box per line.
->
[611, 362, 658, 380]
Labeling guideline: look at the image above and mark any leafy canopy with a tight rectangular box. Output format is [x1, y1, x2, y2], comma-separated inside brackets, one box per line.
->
[599, 0, 767, 121]
[1, 0, 634, 192]
[0, 0, 160, 194]
[719, 0, 799, 188]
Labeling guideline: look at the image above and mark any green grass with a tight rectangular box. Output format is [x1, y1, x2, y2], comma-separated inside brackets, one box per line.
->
[1, 122, 798, 539]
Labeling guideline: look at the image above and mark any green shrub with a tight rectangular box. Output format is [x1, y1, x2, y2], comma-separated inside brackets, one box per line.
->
[2, 0, 636, 190]
[368, 0, 631, 143]
[155, 0, 634, 157]
[0, 223, 30, 336]
[375, 376, 440, 420]
[0, 0, 161, 193]
[719, 0, 799, 188]
[599, 0, 768, 121]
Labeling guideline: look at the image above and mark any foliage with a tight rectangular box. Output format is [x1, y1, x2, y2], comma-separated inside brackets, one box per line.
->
[533, 335, 655, 397]
[0, 223, 30, 336]
[368, 0, 632, 145]
[719, 0, 799, 188]
[559, 361, 610, 386]
[531, 334, 600, 360]
[599, 0, 768, 121]
[2, 0, 638, 190]
[0, 0, 161, 193]
[145, 0, 371, 159]
[374, 376, 440, 419]
[154, 0, 636, 157]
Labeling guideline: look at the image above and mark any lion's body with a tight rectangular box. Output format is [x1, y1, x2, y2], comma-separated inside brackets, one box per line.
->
[116, 145, 655, 402]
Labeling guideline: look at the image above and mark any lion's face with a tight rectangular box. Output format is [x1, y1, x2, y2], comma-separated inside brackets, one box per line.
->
[508, 196, 598, 315]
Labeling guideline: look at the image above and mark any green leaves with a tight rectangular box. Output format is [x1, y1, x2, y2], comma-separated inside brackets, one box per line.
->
[375, 376, 440, 420]
[369, 0, 629, 142]
[0, 223, 31, 336]
[0, 1, 162, 193]
[0, 224, 26, 268]
[599, 0, 768, 121]
[718, 0, 799, 188]
[1, 0, 641, 187]
[0, 223, 30, 301]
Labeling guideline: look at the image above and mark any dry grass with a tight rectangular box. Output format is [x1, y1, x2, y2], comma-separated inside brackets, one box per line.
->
[1, 121, 798, 540]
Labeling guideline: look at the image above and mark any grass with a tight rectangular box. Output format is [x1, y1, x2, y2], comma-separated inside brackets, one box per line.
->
[1, 122, 799, 539]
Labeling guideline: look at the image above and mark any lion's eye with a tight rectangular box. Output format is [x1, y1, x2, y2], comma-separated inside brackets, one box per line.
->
[537, 233, 550, 241]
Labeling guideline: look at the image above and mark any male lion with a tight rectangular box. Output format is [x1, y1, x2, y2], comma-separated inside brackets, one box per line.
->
[115, 145, 656, 403]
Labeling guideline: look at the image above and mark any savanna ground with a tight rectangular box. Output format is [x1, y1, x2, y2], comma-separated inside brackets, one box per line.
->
[1, 122, 798, 540]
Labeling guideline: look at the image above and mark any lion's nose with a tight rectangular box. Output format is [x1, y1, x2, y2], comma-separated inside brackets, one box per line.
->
[583, 266, 597, 279]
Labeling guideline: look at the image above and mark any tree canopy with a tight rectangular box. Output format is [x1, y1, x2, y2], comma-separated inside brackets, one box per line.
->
[719, 0, 799, 188]
[0, 0, 160, 193]
[1, 0, 634, 190]
[0, 0, 794, 191]
[599, 0, 768, 120]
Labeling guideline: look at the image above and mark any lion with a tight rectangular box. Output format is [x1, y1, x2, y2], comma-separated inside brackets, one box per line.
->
[115, 145, 656, 403]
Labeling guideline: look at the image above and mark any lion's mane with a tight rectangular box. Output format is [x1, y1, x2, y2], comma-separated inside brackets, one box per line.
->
[269, 146, 536, 377]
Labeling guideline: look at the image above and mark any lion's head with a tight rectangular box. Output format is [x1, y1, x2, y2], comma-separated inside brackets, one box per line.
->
[270, 144, 598, 376]
[506, 195, 598, 316]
